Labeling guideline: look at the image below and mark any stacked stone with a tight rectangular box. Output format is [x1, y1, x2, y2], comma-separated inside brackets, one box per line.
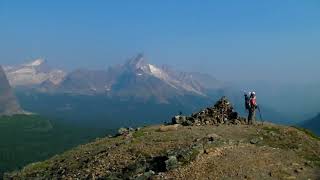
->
[172, 96, 246, 126]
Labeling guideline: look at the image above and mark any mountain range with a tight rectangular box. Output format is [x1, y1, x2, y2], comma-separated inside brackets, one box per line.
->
[3, 55, 296, 128]
[3, 55, 225, 128]
[0, 66, 22, 116]
[5, 54, 224, 102]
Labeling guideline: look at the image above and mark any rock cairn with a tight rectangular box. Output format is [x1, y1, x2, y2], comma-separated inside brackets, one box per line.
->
[172, 96, 246, 126]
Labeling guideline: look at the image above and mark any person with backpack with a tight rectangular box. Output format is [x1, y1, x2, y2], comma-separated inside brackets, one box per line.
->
[248, 92, 258, 125]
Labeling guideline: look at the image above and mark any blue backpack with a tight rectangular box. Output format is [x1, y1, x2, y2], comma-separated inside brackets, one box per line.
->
[244, 95, 250, 110]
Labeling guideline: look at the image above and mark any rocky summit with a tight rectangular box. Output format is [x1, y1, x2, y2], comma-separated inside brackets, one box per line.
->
[5, 98, 320, 180]
[172, 96, 245, 126]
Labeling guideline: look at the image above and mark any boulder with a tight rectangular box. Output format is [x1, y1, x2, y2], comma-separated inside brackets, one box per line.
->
[117, 127, 138, 136]
[165, 156, 179, 170]
[250, 137, 263, 144]
[118, 128, 129, 135]
[159, 124, 179, 132]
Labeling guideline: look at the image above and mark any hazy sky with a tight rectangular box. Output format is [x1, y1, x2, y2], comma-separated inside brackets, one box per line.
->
[1, 0, 320, 83]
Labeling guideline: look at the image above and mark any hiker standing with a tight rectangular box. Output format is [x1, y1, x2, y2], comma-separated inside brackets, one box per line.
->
[248, 92, 258, 125]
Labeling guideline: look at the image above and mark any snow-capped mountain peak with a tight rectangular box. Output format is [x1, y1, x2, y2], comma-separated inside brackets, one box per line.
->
[121, 54, 208, 96]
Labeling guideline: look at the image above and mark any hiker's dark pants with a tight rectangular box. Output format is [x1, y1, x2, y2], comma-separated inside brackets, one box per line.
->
[248, 109, 256, 125]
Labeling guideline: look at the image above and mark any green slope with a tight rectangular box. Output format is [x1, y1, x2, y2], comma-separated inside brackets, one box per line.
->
[5, 124, 320, 179]
[0, 115, 110, 177]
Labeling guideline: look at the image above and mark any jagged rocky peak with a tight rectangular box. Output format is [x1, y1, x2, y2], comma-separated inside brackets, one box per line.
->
[123, 54, 168, 78]
[126, 53, 149, 70]
[0, 66, 11, 92]
[0, 66, 22, 115]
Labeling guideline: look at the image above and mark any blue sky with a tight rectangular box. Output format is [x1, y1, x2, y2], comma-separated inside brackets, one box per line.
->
[1, 0, 320, 83]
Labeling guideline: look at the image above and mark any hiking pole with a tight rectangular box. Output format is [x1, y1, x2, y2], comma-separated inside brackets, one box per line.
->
[257, 106, 264, 125]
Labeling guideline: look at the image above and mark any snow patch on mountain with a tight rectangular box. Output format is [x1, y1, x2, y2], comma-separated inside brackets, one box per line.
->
[24, 58, 45, 67]
[149, 64, 167, 79]
[146, 64, 206, 96]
